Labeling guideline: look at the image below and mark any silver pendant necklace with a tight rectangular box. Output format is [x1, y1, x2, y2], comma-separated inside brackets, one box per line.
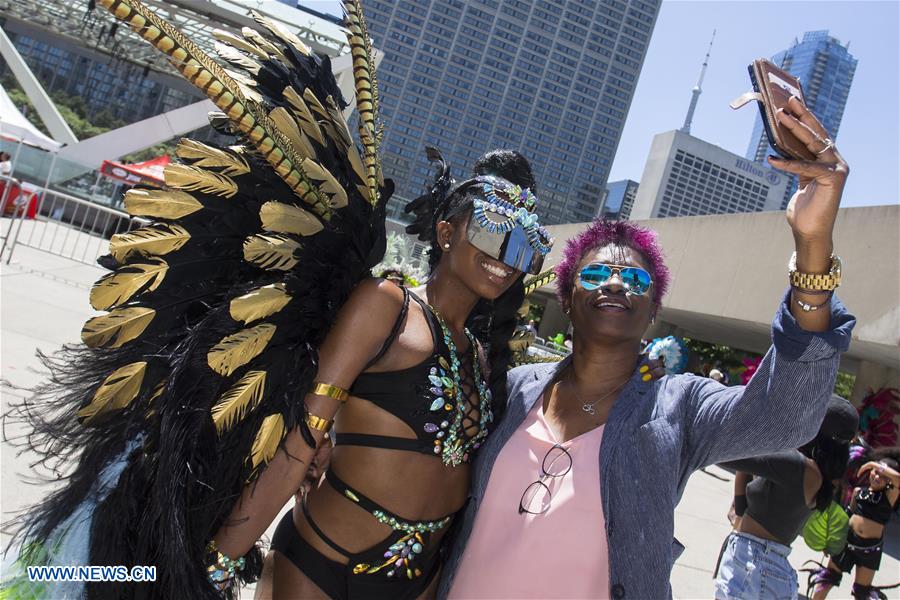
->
[580, 379, 631, 415]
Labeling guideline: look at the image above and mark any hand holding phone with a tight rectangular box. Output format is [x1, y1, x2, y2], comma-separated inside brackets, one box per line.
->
[730, 58, 817, 161]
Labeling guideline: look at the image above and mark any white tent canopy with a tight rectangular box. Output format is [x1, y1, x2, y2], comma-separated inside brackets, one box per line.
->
[0, 83, 63, 152]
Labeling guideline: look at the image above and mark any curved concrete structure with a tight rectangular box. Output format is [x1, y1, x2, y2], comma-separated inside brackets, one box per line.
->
[536, 205, 900, 401]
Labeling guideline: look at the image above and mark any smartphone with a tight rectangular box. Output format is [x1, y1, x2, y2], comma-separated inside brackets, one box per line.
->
[748, 59, 817, 161]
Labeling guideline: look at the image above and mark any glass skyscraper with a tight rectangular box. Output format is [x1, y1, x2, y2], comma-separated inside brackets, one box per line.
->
[363, 0, 661, 225]
[598, 179, 639, 220]
[745, 30, 857, 208]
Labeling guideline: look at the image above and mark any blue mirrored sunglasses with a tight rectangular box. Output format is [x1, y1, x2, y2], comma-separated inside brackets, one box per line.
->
[578, 263, 653, 296]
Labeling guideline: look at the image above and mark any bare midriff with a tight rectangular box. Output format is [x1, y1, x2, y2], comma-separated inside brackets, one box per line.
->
[736, 513, 780, 541]
[294, 392, 478, 564]
[848, 513, 885, 540]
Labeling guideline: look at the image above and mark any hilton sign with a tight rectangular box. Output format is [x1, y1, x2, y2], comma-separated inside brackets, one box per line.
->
[734, 158, 782, 186]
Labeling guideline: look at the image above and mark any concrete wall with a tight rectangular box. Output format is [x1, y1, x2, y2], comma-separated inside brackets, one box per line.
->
[540, 205, 900, 373]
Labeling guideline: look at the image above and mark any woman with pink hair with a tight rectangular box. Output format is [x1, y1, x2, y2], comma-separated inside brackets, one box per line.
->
[439, 97, 856, 599]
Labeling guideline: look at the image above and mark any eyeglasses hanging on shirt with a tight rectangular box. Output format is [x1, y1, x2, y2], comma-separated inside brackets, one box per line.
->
[518, 444, 573, 515]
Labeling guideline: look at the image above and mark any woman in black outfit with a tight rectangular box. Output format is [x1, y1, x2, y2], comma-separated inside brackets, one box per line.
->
[811, 450, 900, 600]
[714, 396, 858, 599]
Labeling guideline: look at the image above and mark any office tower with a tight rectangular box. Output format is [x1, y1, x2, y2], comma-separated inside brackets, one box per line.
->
[628, 130, 787, 219]
[363, 0, 661, 225]
[745, 30, 857, 208]
[598, 179, 639, 220]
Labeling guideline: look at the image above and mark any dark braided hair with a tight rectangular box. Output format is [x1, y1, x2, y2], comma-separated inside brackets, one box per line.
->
[404, 147, 538, 424]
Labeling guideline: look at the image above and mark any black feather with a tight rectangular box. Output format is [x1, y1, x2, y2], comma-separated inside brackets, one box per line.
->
[404, 146, 453, 243]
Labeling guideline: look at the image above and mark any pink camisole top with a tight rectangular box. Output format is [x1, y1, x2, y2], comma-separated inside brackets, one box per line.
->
[448, 396, 610, 599]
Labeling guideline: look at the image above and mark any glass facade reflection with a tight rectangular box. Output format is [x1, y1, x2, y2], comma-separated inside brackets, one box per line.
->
[598, 179, 639, 220]
[745, 30, 857, 209]
[363, 0, 661, 225]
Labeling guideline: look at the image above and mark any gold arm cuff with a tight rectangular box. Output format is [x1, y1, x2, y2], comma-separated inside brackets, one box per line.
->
[305, 413, 332, 432]
[311, 382, 349, 402]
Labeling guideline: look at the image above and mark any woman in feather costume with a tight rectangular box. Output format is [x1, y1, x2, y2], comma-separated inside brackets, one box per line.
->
[238, 147, 548, 600]
[0, 1, 556, 598]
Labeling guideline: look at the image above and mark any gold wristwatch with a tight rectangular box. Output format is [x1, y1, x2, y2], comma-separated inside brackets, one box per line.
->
[788, 252, 842, 291]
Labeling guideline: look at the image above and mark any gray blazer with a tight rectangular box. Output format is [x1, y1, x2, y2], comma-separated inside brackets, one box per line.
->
[440, 293, 855, 599]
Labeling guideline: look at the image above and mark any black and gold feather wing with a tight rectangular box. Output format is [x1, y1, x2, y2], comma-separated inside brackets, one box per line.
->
[10, 2, 391, 599]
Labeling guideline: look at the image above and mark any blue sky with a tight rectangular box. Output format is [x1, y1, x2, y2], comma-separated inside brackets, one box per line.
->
[300, 0, 898, 208]
[609, 1, 899, 208]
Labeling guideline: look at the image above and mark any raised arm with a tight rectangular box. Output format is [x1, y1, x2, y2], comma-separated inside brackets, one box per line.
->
[680, 293, 854, 472]
[212, 279, 406, 558]
[858, 461, 900, 506]
[773, 95, 848, 333]
[681, 95, 855, 472]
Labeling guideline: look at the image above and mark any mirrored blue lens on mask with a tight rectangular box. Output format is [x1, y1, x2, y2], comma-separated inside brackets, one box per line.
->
[578, 264, 612, 290]
[466, 221, 544, 274]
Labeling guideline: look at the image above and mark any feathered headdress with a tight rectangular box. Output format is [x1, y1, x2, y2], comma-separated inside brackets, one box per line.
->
[3, 1, 392, 598]
[404, 146, 454, 243]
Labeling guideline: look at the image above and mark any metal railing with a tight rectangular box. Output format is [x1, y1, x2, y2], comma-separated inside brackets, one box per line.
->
[0, 173, 24, 243]
[1, 182, 139, 266]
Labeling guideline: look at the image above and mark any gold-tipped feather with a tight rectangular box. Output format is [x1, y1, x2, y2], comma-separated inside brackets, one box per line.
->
[259, 201, 323, 236]
[212, 29, 268, 60]
[249, 413, 285, 470]
[241, 27, 285, 62]
[123, 188, 203, 219]
[268, 107, 316, 159]
[98, 0, 335, 219]
[214, 41, 262, 75]
[175, 139, 250, 176]
[164, 164, 239, 198]
[78, 362, 148, 424]
[82, 307, 156, 348]
[290, 89, 364, 189]
[243, 233, 301, 271]
[229, 283, 292, 324]
[90, 257, 168, 310]
[325, 96, 354, 151]
[251, 11, 310, 57]
[302, 88, 329, 122]
[282, 86, 324, 146]
[108, 223, 190, 263]
[300, 160, 347, 209]
[207, 323, 276, 376]
[149, 379, 167, 402]
[222, 67, 259, 91]
[211, 370, 267, 434]
[144, 378, 166, 420]
[524, 269, 557, 296]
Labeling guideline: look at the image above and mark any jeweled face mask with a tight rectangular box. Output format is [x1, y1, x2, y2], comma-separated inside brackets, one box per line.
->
[464, 176, 553, 275]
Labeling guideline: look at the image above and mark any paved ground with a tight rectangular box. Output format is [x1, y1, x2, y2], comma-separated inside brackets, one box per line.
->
[1, 237, 896, 599]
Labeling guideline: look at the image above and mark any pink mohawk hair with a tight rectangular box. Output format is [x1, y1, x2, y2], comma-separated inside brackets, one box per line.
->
[555, 219, 671, 306]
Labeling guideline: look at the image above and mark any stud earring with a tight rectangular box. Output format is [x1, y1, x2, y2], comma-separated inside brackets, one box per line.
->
[443, 243, 450, 249]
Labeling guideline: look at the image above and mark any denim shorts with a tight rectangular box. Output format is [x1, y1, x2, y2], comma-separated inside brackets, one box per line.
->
[714, 531, 798, 600]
